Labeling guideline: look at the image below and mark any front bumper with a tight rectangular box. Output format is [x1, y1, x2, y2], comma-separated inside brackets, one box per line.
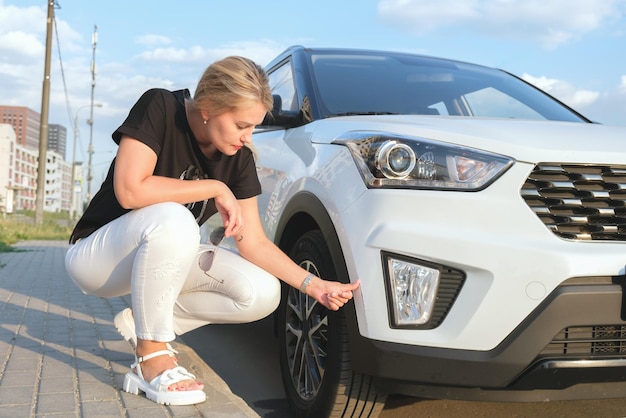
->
[347, 275, 626, 401]
[339, 161, 626, 349]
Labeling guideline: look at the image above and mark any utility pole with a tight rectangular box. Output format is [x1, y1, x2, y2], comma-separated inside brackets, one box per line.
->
[70, 103, 102, 220]
[86, 24, 98, 203]
[35, 0, 56, 225]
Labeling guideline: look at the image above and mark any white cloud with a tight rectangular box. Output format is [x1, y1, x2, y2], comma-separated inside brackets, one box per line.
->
[135, 34, 173, 47]
[204, 40, 285, 66]
[378, 0, 626, 49]
[0, 4, 47, 109]
[522, 73, 599, 108]
[0, 4, 46, 63]
[0, 3, 82, 55]
[576, 77, 626, 125]
[0, 31, 44, 61]
[378, 0, 480, 32]
[137, 46, 205, 63]
[0, 4, 45, 33]
[135, 40, 284, 67]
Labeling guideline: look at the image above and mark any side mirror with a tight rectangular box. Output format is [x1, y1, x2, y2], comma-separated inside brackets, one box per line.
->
[261, 94, 301, 128]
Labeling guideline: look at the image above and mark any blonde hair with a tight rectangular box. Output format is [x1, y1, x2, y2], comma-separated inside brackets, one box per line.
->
[193, 56, 273, 116]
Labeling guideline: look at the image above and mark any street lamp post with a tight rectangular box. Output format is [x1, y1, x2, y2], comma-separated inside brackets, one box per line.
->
[70, 103, 102, 220]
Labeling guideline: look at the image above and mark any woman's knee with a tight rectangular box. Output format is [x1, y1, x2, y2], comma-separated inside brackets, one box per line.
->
[136, 202, 200, 247]
[65, 240, 133, 297]
[254, 275, 281, 315]
[206, 248, 281, 320]
[242, 268, 281, 320]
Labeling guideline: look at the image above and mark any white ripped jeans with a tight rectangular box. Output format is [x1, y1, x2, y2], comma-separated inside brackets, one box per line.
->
[65, 202, 281, 342]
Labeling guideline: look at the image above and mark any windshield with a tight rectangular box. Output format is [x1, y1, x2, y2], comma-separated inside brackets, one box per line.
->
[310, 52, 587, 122]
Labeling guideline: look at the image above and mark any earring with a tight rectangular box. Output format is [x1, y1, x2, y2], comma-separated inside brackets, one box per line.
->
[203, 119, 208, 125]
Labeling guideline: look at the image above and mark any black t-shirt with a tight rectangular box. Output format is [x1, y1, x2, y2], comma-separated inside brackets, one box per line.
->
[69, 88, 261, 243]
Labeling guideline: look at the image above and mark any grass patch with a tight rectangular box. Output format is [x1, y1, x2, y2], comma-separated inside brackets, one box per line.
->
[0, 211, 73, 252]
[0, 241, 18, 252]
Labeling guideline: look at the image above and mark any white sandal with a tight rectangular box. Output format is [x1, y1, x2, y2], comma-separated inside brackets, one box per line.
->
[123, 349, 206, 405]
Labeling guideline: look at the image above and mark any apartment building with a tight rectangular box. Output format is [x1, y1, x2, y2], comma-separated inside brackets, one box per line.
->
[45, 150, 72, 213]
[0, 123, 72, 214]
[48, 123, 68, 160]
[0, 105, 40, 149]
[0, 124, 37, 212]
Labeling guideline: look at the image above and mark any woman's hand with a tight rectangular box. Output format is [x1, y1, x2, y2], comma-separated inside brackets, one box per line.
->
[305, 277, 361, 311]
[214, 187, 243, 238]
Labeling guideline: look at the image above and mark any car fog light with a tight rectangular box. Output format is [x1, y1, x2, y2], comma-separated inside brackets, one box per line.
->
[385, 256, 440, 326]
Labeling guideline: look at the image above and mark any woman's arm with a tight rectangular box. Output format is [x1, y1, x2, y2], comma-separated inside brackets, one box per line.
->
[234, 196, 359, 311]
[113, 136, 244, 234]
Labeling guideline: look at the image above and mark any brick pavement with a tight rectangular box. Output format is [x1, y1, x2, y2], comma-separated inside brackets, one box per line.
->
[0, 240, 259, 418]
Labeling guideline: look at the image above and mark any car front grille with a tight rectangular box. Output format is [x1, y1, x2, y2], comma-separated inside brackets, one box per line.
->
[540, 325, 626, 357]
[521, 163, 626, 241]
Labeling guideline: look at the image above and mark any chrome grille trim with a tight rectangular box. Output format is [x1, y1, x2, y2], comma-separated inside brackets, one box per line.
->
[521, 163, 626, 241]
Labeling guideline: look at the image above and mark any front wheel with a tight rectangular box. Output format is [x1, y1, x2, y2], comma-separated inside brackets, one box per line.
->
[278, 230, 386, 417]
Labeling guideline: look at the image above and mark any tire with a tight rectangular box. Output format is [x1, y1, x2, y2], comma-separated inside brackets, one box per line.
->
[278, 230, 387, 417]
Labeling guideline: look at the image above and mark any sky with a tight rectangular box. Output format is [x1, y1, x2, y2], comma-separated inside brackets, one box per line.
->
[1, 0, 625, 186]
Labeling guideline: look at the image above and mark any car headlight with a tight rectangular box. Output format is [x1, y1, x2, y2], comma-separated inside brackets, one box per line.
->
[334, 132, 513, 190]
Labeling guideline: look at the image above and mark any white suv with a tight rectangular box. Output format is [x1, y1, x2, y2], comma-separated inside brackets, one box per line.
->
[252, 46, 626, 417]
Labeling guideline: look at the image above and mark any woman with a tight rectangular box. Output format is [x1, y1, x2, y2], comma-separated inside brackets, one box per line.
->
[65, 56, 359, 406]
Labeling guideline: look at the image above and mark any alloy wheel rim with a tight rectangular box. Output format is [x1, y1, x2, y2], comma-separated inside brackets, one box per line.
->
[284, 262, 328, 400]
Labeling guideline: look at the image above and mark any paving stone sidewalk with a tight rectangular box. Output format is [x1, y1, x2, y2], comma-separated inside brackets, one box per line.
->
[0, 240, 259, 418]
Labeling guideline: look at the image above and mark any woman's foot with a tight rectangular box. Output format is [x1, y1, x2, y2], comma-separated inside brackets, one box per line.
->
[123, 340, 206, 405]
[135, 340, 204, 392]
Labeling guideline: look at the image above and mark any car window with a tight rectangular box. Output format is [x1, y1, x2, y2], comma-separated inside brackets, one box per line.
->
[309, 52, 585, 122]
[463, 87, 543, 119]
[268, 61, 298, 112]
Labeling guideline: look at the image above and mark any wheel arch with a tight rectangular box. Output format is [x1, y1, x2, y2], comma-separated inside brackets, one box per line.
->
[275, 191, 347, 285]
[273, 191, 362, 346]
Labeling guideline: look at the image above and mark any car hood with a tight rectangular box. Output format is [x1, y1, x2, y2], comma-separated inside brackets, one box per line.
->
[310, 115, 626, 164]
